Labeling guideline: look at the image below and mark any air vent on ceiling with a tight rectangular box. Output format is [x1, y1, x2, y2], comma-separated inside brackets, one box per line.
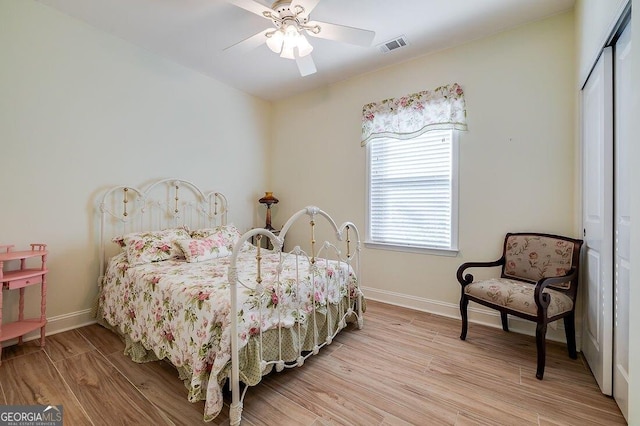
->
[378, 36, 409, 53]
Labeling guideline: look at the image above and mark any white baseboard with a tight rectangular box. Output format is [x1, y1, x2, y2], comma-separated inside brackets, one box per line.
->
[361, 286, 581, 348]
[3, 289, 581, 350]
[1, 309, 97, 347]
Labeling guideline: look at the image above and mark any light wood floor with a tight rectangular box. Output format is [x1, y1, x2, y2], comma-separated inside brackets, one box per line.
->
[0, 300, 625, 425]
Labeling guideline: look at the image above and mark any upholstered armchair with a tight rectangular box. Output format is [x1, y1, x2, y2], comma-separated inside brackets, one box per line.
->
[456, 233, 583, 379]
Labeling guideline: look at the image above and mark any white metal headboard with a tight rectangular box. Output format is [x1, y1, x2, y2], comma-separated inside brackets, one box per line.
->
[98, 178, 228, 285]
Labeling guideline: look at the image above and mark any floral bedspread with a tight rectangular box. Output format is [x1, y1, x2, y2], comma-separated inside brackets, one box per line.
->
[98, 243, 359, 421]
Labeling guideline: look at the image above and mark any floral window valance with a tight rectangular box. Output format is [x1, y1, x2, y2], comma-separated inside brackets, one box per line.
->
[361, 83, 468, 146]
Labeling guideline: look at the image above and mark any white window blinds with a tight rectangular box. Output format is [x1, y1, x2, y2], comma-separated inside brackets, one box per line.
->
[367, 129, 456, 251]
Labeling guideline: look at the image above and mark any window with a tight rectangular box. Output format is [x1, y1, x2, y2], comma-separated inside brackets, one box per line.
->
[366, 129, 458, 254]
[361, 83, 466, 253]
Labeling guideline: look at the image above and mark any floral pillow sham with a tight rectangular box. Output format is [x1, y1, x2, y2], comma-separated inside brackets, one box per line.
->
[175, 237, 231, 263]
[114, 228, 191, 266]
[112, 225, 244, 266]
[190, 225, 242, 251]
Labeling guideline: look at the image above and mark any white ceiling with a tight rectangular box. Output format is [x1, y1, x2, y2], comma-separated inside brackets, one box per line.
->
[36, 0, 575, 101]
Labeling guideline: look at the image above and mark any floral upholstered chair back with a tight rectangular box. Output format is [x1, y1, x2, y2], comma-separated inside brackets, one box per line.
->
[502, 234, 576, 290]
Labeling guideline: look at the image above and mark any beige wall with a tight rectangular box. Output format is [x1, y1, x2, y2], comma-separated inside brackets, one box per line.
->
[0, 1, 271, 332]
[271, 12, 576, 333]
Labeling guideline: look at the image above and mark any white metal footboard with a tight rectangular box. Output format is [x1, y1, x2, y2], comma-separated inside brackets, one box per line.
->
[227, 206, 363, 426]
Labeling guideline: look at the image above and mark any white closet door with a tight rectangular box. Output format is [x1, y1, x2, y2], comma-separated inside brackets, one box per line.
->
[613, 22, 631, 420]
[581, 47, 613, 396]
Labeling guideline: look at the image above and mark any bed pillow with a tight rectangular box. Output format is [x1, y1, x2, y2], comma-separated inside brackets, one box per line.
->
[190, 225, 242, 251]
[176, 237, 231, 263]
[112, 236, 126, 248]
[118, 228, 191, 266]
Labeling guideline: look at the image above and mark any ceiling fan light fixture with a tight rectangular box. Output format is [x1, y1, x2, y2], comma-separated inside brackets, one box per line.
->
[266, 30, 284, 53]
[296, 33, 313, 57]
[283, 24, 299, 42]
[280, 45, 296, 59]
[277, 23, 313, 59]
[275, 24, 299, 59]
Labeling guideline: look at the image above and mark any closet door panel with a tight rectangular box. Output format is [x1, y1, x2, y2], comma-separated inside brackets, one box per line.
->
[613, 22, 631, 420]
[581, 47, 613, 396]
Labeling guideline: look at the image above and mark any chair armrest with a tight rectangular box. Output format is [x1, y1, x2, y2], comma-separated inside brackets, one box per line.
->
[533, 267, 579, 308]
[456, 257, 505, 287]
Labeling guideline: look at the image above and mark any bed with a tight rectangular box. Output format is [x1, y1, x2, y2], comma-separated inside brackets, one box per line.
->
[96, 178, 363, 425]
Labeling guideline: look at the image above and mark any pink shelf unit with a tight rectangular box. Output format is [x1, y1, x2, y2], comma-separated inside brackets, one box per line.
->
[0, 243, 48, 364]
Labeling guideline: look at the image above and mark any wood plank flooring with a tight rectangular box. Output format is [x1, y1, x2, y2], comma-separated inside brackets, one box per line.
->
[0, 300, 625, 425]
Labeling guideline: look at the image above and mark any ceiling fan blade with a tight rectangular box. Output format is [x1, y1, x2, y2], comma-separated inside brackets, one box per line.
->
[292, 0, 321, 16]
[306, 20, 375, 47]
[295, 54, 317, 77]
[225, 0, 273, 19]
[224, 29, 270, 54]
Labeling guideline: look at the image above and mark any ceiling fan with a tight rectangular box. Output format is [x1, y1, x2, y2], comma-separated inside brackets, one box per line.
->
[224, 0, 376, 77]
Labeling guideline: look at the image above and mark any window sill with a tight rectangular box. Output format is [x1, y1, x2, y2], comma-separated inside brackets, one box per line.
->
[364, 241, 459, 257]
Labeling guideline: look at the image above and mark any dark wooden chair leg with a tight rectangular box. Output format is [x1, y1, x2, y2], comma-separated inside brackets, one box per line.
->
[563, 312, 578, 359]
[460, 294, 469, 340]
[535, 321, 548, 380]
[500, 312, 509, 332]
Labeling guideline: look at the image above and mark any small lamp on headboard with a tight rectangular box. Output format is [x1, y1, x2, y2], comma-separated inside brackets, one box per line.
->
[259, 192, 279, 230]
